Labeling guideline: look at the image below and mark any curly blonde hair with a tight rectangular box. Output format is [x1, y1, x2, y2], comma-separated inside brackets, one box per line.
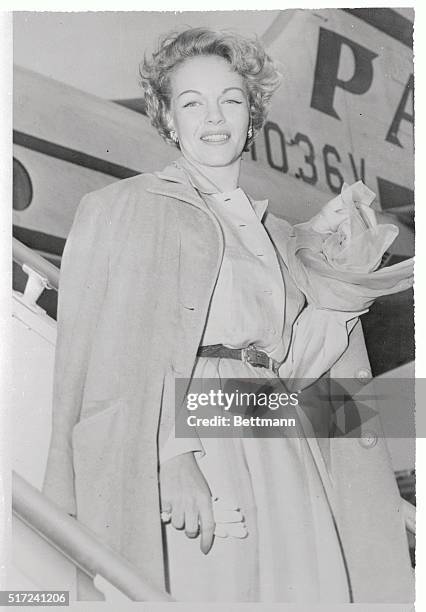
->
[140, 27, 282, 148]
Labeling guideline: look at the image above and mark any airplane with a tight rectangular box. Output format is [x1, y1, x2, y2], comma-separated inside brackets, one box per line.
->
[11, 8, 415, 598]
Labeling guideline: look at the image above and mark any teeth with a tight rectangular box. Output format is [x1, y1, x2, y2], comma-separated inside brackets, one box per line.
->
[201, 134, 229, 142]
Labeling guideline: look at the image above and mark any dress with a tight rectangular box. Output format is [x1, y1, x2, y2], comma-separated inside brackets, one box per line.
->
[161, 186, 351, 602]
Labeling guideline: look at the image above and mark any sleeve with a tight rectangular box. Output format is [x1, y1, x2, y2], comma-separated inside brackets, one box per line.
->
[278, 181, 413, 386]
[158, 429, 205, 465]
[158, 368, 205, 466]
[42, 192, 111, 516]
[278, 304, 364, 386]
[284, 181, 413, 312]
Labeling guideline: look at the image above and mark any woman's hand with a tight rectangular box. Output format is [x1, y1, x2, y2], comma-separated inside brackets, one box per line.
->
[159, 451, 215, 554]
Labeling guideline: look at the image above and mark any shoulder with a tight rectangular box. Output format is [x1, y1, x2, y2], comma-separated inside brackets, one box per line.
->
[82, 172, 163, 208]
[67, 172, 180, 260]
[76, 172, 175, 227]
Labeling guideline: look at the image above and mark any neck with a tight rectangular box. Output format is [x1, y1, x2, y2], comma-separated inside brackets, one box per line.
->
[183, 156, 241, 192]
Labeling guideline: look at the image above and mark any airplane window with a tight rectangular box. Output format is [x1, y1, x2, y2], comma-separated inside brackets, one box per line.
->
[13, 158, 33, 211]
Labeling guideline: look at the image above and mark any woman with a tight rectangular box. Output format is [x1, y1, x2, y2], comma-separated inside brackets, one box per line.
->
[43, 28, 414, 602]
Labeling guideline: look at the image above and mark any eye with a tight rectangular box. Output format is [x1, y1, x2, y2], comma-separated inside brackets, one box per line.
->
[182, 100, 201, 108]
[223, 99, 243, 104]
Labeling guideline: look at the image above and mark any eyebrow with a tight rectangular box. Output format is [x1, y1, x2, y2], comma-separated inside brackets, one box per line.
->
[222, 87, 245, 95]
[177, 89, 201, 98]
[177, 86, 246, 99]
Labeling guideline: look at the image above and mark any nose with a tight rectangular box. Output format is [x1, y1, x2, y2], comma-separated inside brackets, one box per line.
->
[205, 101, 225, 125]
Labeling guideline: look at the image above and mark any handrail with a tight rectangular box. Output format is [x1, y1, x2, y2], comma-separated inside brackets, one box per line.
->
[13, 237, 60, 291]
[12, 472, 173, 601]
[13, 469, 415, 601]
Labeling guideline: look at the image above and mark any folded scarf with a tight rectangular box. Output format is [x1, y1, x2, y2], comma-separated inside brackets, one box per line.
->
[278, 181, 413, 382]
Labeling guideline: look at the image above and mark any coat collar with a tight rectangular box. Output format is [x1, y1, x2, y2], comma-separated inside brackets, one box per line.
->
[150, 157, 269, 219]
[145, 160, 208, 212]
[156, 157, 216, 194]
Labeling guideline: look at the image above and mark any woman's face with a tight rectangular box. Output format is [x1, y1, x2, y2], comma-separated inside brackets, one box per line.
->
[168, 55, 250, 169]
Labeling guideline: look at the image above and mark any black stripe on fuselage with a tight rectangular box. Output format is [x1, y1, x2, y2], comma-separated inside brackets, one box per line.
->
[13, 225, 66, 257]
[342, 8, 413, 48]
[13, 130, 141, 180]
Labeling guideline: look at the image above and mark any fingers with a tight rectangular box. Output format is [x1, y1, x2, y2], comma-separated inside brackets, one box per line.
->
[214, 508, 243, 523]
[165, 497, 247, 548]
[214, 523, 247, 538]
[213, 502, 247, 539]
[184, 506, 199, 539]
[214, 524, 228, 538]
[199, 500, 215, 555]
[223, 522, 247, 538]
[171, 505, 184, 530]
[166, 502, 203, 540]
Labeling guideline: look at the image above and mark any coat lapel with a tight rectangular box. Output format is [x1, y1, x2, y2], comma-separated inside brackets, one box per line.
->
[146, 165, 225, 389]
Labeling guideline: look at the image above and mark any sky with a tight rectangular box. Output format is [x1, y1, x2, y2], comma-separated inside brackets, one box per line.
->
[13, 11, 280, 99]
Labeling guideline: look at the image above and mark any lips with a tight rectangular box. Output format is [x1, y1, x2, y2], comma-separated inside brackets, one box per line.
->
[200, 132, 230, 143]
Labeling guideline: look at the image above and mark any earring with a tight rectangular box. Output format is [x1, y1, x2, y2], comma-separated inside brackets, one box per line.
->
[170, 130, 179, 144]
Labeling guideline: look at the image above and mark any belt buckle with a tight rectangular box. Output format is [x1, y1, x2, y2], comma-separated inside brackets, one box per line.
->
[242, 344, 269, 369]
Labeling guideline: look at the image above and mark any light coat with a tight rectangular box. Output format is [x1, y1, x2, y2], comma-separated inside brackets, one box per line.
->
[43, 162, 414, 602]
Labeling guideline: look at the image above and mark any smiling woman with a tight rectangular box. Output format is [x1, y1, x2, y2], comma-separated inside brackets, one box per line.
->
[43, 26, 414, 603]
[168, 55, 250, 173]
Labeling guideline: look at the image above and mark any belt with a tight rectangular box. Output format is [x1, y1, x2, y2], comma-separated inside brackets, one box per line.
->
[197, 343, 281, 375]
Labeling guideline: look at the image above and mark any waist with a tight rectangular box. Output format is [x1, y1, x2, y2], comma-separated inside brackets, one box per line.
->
[196, 343, 281, 375]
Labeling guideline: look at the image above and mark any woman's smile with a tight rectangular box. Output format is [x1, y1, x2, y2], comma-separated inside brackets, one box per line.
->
[200, 131, 231, 144]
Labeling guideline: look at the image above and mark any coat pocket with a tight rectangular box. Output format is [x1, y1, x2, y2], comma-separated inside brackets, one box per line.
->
[72, 398, 128, 550]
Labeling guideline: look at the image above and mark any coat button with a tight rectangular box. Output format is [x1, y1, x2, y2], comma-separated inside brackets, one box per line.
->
[356, 367, 372, 381]
[359, 430, 378, 448]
